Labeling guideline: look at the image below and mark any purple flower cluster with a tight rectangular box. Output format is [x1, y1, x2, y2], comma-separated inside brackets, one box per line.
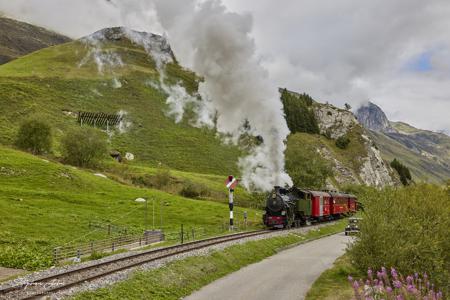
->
[348, 267, 444, 300]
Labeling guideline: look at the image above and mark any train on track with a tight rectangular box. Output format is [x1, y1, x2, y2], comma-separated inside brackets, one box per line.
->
[263, 186, 358, 229]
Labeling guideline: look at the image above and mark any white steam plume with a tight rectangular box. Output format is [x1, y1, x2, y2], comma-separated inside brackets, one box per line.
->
[2, 0, 293, 191]
[149, 0, 292, 190]
[78, 30, 124, 88]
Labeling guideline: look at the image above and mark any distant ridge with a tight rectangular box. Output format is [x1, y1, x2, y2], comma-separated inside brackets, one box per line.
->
[356, 102, 450, 183]
[0, 16, 71, 64]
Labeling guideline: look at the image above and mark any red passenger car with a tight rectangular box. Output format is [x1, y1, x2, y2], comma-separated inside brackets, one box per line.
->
[329, 192, 349, 215]
[310, 191, 331, 219]
[347, 194, 357, 213]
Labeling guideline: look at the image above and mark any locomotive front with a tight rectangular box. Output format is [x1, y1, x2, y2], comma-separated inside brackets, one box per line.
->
[264, 186, 290, 228]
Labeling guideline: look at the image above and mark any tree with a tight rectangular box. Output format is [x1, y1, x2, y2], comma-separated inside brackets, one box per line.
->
[281, 90, 320, 134]
[15, 118, 52, 155]
[61, 127, 107, 167]
[344, 103, 352, 110]
[390, 158, 412, 186]
[285, 136, 333, 189]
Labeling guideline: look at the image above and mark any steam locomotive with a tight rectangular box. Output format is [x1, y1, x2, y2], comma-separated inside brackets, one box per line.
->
[263, 186, 357, 229]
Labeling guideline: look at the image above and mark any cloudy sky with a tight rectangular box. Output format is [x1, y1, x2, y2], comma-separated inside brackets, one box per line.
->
[1, 0, 450, 133]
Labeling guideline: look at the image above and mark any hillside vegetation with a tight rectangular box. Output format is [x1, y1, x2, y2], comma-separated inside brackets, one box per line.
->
[0, 146, 259, 270]
[0, 33, 241, 176]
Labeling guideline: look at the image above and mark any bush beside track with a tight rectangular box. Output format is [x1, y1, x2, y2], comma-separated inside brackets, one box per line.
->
[347, 184, 449, 293]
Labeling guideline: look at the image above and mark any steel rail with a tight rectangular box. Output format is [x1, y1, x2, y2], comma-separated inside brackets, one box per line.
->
[0, 230, 271, 300]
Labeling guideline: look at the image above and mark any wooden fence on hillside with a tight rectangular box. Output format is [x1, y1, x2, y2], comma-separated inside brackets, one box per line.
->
[53, 230, 164, 264]
[78, 111, 123, 130]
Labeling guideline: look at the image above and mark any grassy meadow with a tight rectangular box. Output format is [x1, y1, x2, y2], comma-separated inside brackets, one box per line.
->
[0, 146, 261, 270]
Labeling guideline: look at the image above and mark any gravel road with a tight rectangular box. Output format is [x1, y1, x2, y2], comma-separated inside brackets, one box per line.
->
[184, 233, 350, 300]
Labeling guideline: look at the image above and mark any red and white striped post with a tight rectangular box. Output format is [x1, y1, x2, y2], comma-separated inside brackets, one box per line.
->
[226, 175, 238, 231]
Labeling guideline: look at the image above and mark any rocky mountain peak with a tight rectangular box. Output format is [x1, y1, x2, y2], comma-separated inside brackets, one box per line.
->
[356, 102, 396, 133]
[81, 27, 175, 63]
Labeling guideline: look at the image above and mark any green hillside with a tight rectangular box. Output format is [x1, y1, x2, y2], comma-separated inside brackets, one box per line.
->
[0, 146, 260, 270]
[370, 131, 449, 183]
[0, 32, 240, 176]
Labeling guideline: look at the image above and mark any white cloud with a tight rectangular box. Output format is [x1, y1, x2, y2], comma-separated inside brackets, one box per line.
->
[1, 0, 450, 132]
[223, 0, 450, 132]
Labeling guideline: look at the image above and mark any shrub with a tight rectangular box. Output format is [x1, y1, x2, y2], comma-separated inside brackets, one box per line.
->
[154, 166, 171, 188]
[131, 174, 154, 187]
[347, 185, 450, 293]
[335, 135, 351, 149]
[0, 243, 52, 270]
[61, 127, 108, 167]
[285, 136, 333, 189]
[179, 180, 210, 199]
[390, 158, 412, 185]
[15, 118, 52, 154]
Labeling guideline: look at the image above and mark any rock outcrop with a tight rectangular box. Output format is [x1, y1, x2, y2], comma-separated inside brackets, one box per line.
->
[355, 102, 396, 133]
[313, 102, 396, 187]
[314, 104, 358, 139]
[359, 135, 395, 187]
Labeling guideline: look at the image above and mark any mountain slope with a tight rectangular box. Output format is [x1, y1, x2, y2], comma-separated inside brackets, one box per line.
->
[356, 102, 450, 183]
[281, 89, 396, 188]
[0, 27, 240, 175]
[369, 130, 450, 183]
[0, 16, 71, 64]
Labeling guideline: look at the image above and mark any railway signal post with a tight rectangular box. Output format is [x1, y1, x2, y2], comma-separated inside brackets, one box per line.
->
[226, 175, 238, 231]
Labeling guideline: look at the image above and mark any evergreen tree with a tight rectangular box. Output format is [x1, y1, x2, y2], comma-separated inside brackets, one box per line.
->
[281, 90, 320, 134]
[390, 158, 412, 185]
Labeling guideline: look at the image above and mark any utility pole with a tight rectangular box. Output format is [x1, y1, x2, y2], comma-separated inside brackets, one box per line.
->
[145, 199, 148, 230]
[160, 199, 163, 229]
[152, 197, 155, 230]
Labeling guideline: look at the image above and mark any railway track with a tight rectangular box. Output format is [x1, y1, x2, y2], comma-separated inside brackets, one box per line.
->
[0, 230, 272, 300]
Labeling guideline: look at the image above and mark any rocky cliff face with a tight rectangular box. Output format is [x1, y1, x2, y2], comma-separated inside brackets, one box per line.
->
[356, 102, 395, 133]
[313, 102, 396, 188]
[314, 104, 358, 139]
[359, 134, 396, 187]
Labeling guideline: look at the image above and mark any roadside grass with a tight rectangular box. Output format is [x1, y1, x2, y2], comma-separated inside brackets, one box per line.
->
[305, 254, 359, 300]
[0, 146, 261, 270]
[72, 221, 346, 300]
